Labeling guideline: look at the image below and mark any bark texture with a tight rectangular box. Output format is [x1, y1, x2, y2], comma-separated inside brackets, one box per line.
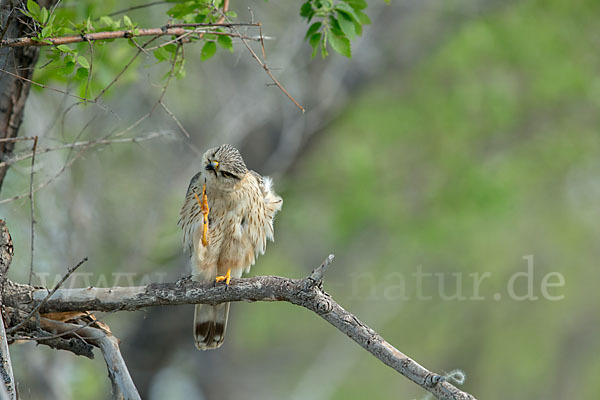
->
[0, 0, 57, 192]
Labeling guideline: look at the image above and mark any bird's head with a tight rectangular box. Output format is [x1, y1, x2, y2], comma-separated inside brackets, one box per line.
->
[202, 144, 248, 191]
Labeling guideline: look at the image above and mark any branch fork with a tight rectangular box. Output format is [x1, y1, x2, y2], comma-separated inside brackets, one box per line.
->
[1, 231, 476, 400]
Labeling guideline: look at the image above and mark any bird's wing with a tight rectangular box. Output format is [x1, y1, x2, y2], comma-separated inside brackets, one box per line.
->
[178, 171, 203, 253]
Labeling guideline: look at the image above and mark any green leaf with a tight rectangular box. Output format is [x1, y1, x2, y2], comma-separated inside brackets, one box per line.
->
[123, 15, 132, 27]
[355, 10, 371, 25]
[175, 65, 186, 79]
[56, 44, 72, 53]
[164, 44, 177, 53]
[309, 33, 321, 58]
[41, 25, 51, 38]
[335, 2, 357, 17]
[329, 15, 342, 31]
[46, 50, 60, 61]
[336, 11, 356, 39]
[328, 29, 351, 57]
[77, 56, 90, 69]
[217, 35, 233, 52]
[59, 61, 75, 76]
[84, 16, 92, 32]
[354, 20, 363, 36]
[153, 47, 169, 61]
[344, 0, 367, 10]
[100, 15, 114, 27]
[300, 2, 313, 18]
[27, 0, 40, 19]
[203, 33, 217, 41]
[40, 7, 48, 24]
[304, 22, 322, 41]
[167, 2, 198, 18]
[75, 67, 89, 80]
[200, 41, 217, 61]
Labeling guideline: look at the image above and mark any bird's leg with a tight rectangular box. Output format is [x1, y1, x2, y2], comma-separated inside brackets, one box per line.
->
[193, 184, 210, 247]
[215, 268, 231, 286]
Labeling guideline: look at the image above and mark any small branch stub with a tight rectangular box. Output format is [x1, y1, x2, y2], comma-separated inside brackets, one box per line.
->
[305, 254, 335, 290]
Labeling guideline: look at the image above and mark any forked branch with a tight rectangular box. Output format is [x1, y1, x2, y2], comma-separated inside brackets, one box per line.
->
[4, 255, 476, 400]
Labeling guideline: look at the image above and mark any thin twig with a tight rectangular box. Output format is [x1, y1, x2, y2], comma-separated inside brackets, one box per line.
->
[213, 7, 305, 112]
[94, 36, 159, 102]
[0, 26, 258, 48]
[83, 38, 94, 100]
[128, 37, 150, 57]
[0, 67, 91, 102]
[0, 132, 168, 169]
[0, 130, 168, 204]
[107, 0, 169, 17]
[216, 0, 231, 25]
[150, 43, 181, 115]
[148, 44, 192, 139]
[0, 143, 89, 204]
[166, 22, 258, 28]
[7, 257, 88, 334]
[27, 136, 38, 286]
[0, 136, 39, 143]
[159, 101, 190, 138]
[144, 31, 263, 52]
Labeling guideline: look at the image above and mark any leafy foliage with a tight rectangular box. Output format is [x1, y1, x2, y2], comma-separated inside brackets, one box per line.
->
[21, 0, 370, 98]
[300, 0, 371, 58]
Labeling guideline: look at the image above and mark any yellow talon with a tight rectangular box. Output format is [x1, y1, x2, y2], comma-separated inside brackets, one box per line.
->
[193, 184, 210, 247]
[215, 268, 231, 285]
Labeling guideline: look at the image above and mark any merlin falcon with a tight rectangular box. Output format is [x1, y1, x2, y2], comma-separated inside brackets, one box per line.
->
[178, 144, 282, 350]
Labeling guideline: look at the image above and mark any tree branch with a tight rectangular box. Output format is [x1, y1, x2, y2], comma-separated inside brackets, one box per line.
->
[0, 315, 15, 400]
[4, 256, 476, 400]
[0, 220, 15, 400]
[40, 319, 140, 400]
[0, 24, 259, 48]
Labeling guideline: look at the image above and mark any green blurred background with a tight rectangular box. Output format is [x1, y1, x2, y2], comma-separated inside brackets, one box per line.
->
[1, 0, 599, 399]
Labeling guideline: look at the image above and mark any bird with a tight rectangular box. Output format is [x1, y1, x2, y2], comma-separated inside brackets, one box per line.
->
[178, 144, 282, 350]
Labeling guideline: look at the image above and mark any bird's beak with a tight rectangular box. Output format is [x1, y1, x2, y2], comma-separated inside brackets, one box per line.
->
[205, 161, 219, 171]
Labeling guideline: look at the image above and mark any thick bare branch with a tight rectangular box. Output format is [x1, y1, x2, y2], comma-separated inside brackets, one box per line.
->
[4, 258, 476, 400]
[40, 319, 140, 400]
[0, 316, 15, 400]
[0, 221, 15, 400]
[0, 221, 13, 294]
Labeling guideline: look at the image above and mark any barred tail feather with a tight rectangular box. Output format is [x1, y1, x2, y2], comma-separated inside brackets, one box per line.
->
[194, 303, 230, 350]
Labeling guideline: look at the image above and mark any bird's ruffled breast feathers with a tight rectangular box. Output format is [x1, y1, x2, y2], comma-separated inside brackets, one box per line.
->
[251, 172, 282, 242]
[260, 175, 282, 239]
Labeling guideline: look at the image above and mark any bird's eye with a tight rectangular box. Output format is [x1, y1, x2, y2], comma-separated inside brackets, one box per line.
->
[220, 171, 237, 179]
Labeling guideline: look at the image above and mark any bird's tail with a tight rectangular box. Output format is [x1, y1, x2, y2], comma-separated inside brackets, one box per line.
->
[194, 302, 230, 350]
